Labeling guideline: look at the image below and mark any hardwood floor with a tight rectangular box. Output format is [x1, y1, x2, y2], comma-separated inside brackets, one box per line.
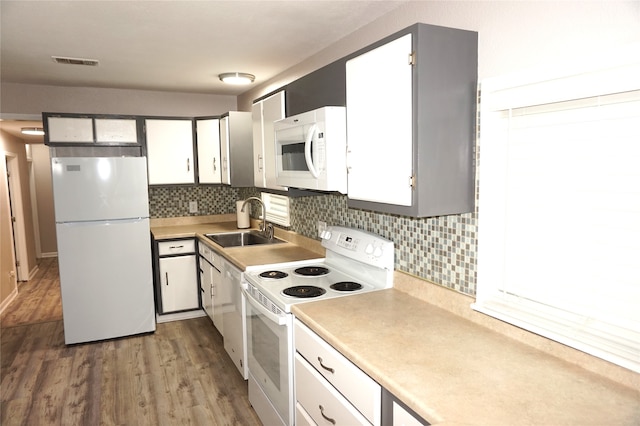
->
[1, 258, 261, 425]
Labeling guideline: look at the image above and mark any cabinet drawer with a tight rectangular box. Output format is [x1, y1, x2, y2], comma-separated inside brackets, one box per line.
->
[198, 243, 223, 270]
[158, 239, 195, 256]
[295, 353, 371, 426]
[295, 320, 381, 425]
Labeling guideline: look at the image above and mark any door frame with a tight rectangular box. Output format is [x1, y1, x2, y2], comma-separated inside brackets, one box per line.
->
[5, 152, 29, 281]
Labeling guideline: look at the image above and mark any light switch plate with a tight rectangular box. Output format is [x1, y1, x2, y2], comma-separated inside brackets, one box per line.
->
[188, 201, 198, 213]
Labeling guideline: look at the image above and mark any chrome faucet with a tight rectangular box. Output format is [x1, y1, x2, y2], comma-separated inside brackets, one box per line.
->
[241, 197, 274, 239]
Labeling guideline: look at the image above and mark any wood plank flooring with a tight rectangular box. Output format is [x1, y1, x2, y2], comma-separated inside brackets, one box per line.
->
[1, 258, 261, 426]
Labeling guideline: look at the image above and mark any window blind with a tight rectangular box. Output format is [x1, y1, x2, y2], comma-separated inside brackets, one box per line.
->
[261, 192, 291, 227]
[475, 44, 640, 373]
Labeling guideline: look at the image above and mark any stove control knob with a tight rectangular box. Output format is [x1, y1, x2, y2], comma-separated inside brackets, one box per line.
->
[373, 246, 383, 257]
[365, 243, 374, 254]
[321, 230, 332, 240]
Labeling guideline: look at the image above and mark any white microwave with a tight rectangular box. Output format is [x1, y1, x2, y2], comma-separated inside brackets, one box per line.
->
[274, 106, 347, 194]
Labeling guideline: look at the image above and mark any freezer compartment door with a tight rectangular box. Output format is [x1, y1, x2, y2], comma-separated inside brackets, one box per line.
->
[57, 218, 155, 344]
[52, 156, 149, 222]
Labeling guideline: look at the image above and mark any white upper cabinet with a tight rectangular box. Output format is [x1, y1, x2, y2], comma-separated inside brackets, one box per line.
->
[145, 118, 195, 185]
[346, 34, 413, 207]
[196, 118, 222, 184]
[46, 116, 94, 143]
[252, 91, 287, 190]
[94, 118, 138, 143]
[345, 23, 478, 218]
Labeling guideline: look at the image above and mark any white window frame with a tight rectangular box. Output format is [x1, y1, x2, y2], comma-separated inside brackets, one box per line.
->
[474, 42, 640, 373]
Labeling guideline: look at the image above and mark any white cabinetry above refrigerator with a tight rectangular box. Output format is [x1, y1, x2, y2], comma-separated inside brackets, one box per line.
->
[145, 118, 195, 184]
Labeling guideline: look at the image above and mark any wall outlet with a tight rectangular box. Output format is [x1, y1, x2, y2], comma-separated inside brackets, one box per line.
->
[317, 220, 327, 237]
[188, 201, 198, 214]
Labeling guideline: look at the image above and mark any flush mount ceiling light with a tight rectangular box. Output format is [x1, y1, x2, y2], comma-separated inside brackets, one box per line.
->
[21, 127, 45, 136]
[218, 72, 255, 85]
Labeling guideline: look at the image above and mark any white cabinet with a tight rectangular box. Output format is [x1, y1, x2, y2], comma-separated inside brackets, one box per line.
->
[345, 23, 478, 217]
[347, 33, 413, 207]
[45, 116, 94, 143]
[145, 118, 195, 184]
[220, 111, 253, 187]
[294, 319, 381, 425]
[94, 118, 138, 143]
[198, 243, 223, 333]
[252, 91, 287, 190]
[157, 239, 199, 313]
[196, 118, 222, 184]
[222, 260, 247, 379]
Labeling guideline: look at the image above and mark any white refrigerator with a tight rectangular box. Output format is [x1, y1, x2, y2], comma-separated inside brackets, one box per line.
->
[51, 156, 156, 344]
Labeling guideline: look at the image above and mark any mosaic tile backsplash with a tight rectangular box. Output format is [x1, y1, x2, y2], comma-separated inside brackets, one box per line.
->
[149, 185, 478, 296]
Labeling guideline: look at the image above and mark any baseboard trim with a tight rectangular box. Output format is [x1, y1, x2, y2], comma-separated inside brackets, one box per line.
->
[0, 287, 18, 315]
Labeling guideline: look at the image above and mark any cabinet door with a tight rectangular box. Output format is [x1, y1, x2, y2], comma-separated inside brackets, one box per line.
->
[95, 118, 138, 143]
[46, 116, 94, 143]
[196, 118, 222, 184]
[220, 116, 231, 184]
[346, 33, 413, 206]
[199, 257, 214, 321]
[262, 92, 287, 190]
[159, 255, 198, 313]
[252, 101, 266, 187]
[211, 261, 223, 334]
[145, 119, 195, 184]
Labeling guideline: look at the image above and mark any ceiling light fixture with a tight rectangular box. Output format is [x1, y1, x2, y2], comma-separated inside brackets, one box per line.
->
[218, 72, 255, 85]
[21, 127, 45, 136]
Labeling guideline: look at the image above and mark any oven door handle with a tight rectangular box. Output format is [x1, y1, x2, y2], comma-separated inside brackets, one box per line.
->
[242, 287, 288, 326]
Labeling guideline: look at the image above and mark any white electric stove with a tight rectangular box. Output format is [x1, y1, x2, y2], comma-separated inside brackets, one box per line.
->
[242, 226, 394, 426]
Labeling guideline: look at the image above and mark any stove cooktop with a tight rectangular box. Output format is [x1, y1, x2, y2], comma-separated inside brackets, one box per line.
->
[244, 260, 382, 312]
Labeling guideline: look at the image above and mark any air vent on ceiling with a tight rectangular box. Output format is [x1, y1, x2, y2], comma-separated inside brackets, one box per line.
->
[51, 56, 99, 66]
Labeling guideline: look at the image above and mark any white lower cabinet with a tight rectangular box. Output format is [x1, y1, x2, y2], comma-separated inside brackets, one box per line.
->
[198, 243, 224, 334]
[158, 255, 198, 313]
[294, 319, 381, 426]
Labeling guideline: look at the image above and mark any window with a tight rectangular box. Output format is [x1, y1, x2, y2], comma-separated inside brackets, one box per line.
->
[475, 43, 640, 373]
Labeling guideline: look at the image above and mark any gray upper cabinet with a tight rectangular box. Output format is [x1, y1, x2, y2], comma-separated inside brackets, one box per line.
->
[346, 23, 478, 217]
[220, 111, 253, 187]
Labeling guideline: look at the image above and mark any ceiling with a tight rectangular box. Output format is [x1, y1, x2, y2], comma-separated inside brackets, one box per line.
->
[1, 0, 407, 144]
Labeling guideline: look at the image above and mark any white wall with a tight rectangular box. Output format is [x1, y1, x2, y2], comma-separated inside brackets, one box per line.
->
[1, 83, 238, 117]
[238, 1, 640, 109]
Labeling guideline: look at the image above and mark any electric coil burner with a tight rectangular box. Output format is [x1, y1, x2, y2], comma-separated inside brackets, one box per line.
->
[294, 266, 329, 276]
[259, 270, 288, 279]
[282, 285, 326, 298]
[330, 281, 363, 292]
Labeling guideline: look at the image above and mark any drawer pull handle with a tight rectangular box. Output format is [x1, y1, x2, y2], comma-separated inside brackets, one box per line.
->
[169, 245, 184, 249]
[318, 357, 334, 374]
[319, 405, 336, 425]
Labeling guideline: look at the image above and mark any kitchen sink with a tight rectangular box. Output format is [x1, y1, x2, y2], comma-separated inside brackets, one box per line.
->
[205, 230, 285, 248]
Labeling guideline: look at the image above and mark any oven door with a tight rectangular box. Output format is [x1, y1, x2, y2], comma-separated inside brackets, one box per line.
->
[244, 287, 294, 426]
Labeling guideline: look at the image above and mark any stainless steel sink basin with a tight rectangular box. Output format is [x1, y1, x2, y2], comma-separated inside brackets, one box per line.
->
[205, 230, 285, 248]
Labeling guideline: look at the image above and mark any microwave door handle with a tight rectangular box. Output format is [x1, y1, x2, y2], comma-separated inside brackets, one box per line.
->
[304, 124, 320, 178]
